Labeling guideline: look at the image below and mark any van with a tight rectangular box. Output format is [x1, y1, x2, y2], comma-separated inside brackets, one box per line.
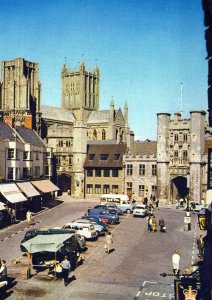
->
[100, 194, 135, 214]
[63, 222, 98, 240]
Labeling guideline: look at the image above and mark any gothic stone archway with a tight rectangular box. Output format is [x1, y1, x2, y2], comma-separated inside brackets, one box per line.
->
[170, 176, 189, 203]
[57, 173, 71, 195]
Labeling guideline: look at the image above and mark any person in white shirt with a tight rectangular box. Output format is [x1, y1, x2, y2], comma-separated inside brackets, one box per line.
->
[0, 260, 7, 281]
[172, 250, 180, 277]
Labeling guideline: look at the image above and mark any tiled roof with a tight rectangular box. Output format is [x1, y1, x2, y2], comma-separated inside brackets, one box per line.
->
[130, 140, 157, 156]
[87, 139, 118, 145]
[41, 105, 75, 123]
[84, 143, 127, 168]
[16, 126, 45, 147]
[87, 110, 110, 123]
[0, 122, 18, 142]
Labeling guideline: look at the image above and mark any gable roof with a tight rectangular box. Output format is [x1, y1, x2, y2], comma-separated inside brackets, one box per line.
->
[130, 140, 157, 156]
[87, 110, 110, 123]
[84, 143, 127, 168]
[0, 122, 19, 142]
[41, 105, 75, 123]
[16, 126, 45, 147]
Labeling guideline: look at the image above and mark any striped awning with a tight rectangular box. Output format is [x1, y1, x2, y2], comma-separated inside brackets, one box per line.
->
[0, 183, 28, 203]
[16, 182, 40, 198]
[31, 180, 59, 193]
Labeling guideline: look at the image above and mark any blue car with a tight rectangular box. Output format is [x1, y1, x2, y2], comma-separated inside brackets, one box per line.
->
[88, 208, 119, 225]
[82, 215, 108, 232]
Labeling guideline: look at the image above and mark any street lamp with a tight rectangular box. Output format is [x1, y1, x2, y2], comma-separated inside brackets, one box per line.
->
[122, 163, 126, 194]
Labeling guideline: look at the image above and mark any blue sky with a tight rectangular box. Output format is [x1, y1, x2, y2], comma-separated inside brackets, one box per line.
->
[0, 0, 207, 140]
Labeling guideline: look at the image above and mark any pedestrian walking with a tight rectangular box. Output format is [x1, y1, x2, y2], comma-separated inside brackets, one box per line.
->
[147, 215, 152, 232]
[60, 256, 70, 286]
[104, 232, 113, 254]
[26, 210, 32, 225]
[9, 208, 16, 224]
[197, 235, 204, 258]
[159, 217, 166, 232]
[0, 260, 7, 281]
[172, 250, 180, 277]
[155, 198, 159, 210]
[152, 216, 157, 232]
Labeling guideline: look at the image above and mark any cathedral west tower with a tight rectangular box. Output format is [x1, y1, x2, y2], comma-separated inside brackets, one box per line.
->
[0, 58, 41, 132]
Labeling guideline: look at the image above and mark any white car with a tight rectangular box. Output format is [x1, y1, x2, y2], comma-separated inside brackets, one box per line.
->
[133, 204, 148, 217]
[72, 219, 105, 236]
[189, 202, 205, 213]
[63, 222, 98, 240]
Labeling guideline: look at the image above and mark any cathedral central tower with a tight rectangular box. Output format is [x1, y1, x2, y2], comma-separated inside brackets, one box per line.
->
[61, 61, 99, 122]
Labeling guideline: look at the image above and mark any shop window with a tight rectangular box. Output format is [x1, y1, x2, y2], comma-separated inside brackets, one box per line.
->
[8, 167, 13, 180]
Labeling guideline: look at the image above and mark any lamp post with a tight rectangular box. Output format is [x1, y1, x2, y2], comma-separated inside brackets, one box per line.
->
[122, 163, 126, 194]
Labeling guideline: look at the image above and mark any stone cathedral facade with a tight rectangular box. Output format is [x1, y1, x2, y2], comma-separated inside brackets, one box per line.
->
[0, 58, 133, 198]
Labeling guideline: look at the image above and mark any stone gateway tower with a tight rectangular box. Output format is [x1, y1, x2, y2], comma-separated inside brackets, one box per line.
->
[157, 111, 206, 205]
[0, 58, 41, 132]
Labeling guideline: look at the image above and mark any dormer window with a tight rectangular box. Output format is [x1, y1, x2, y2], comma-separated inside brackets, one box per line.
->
[89, 154, 95, 160]
[100, 154, 109, 160]
[114, 154, 120, 160]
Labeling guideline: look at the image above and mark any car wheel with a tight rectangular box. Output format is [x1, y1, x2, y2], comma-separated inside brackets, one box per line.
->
[110, 220, 115, 225]
[126, 209, 131, 214]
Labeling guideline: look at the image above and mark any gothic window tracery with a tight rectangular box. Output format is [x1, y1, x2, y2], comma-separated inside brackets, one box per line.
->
[102, 129, 106, 140]
[93, 129, 97, 140]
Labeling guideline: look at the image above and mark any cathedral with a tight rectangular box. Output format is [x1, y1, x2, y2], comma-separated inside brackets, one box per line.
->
[0, 58, 133, 198]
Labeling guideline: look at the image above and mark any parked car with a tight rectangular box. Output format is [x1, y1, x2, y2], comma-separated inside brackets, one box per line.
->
[189, 202, 205, 213]
[63, 222, 98, 240]
[133, 204, 148, 217]
[88, 208, 119, 224]
[82, 215, 108, 232]
[100, 193, 134, 213]
[73, 219, 105, 236]
[94, 204, 123, 215]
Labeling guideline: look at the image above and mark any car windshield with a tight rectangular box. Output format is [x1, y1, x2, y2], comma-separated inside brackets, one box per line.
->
[136, 206, 145, 209]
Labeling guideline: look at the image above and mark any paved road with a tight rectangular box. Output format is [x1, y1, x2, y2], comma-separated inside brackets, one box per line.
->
[0, 198, 201, 299]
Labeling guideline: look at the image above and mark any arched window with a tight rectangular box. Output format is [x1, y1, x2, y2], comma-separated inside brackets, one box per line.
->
[93, 129, 97, 140]
[102, 129, 106, 140]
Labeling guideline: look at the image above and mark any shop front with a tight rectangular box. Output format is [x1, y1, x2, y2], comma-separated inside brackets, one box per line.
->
[16, 182, 42, 212]
[0, 183, 28, 220]
[30, 180, 59, 203]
